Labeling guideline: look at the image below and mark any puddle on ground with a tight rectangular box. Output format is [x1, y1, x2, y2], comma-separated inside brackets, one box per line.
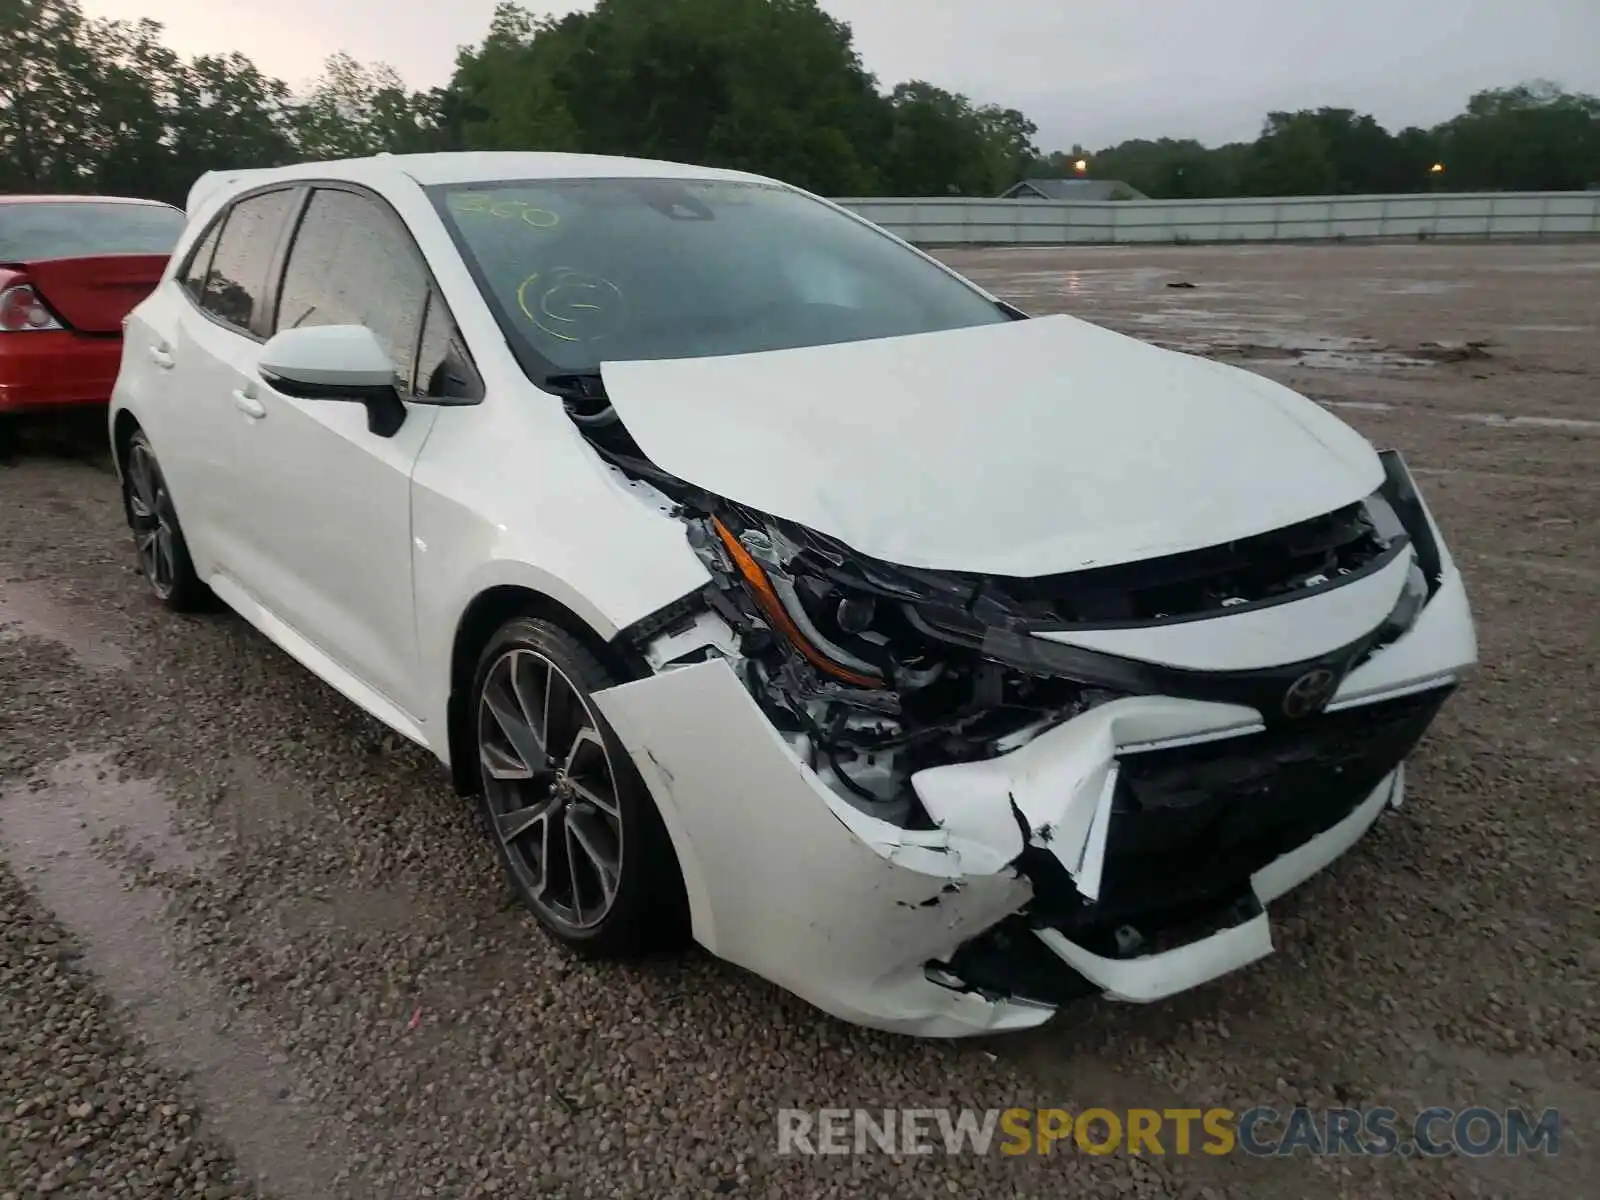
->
[0, 580, 130, 670]
[1323, 400, 1397, 412]
[997, 266, 1180, 296]
[1412, 467, 1600, 489]
[1319, 401, 1600, 433]
[4, 752, 205, 876]
[210, 752, 321, 839]
[276, 881, 433, 941]
[1119, 312, 1436, 372]
[1458, 413, 1600, 432]
[1371, 280, 1465, 296]
[0, 754, 368, 1200]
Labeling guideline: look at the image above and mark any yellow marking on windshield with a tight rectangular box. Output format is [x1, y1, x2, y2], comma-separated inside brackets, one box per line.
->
[451, 193, 560, 229]
[515, 269, 623, 344]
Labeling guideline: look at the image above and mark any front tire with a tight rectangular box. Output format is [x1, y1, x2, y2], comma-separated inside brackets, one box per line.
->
[122, 430, 209, 611]
[470, 616, 688, 959]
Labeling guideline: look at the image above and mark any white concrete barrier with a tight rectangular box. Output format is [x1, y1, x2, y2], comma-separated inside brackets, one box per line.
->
[831, 192, 1600, 246]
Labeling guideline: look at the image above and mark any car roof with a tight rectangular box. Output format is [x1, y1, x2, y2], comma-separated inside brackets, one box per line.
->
[0, 194, 179, 208]
[184, 152, 780, 216]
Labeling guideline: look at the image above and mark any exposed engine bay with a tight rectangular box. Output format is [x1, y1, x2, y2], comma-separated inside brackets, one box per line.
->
[557, 374, 1440, 828]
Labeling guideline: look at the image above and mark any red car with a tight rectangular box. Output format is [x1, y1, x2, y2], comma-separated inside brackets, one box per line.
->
[0, 194, 185, 443]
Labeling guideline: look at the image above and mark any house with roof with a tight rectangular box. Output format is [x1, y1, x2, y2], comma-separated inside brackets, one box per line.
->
[1001, 178, 1149, 201]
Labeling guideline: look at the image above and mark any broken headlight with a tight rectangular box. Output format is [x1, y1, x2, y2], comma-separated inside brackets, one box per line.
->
[691, 508, 1098, 803]
[708, 515, 889, 690]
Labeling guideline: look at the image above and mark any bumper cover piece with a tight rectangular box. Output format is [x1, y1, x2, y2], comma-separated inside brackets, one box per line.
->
[595, 528, 1472, 1035]
[1034, 766, 1402, 1003]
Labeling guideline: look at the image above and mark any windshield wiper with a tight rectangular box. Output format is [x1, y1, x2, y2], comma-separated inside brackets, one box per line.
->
[543, 370, 608, 400]
[544, 370, 618, 428]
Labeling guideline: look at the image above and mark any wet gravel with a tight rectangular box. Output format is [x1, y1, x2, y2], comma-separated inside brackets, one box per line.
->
[2, 242, 1598, 1198]
[0, 870, 263, 1199]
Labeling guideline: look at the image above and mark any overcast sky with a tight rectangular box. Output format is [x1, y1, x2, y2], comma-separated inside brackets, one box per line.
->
[80, 0, 1600, 149]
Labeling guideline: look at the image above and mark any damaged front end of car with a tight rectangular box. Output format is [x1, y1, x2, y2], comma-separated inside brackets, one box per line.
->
[568, 379, 1477, 1037]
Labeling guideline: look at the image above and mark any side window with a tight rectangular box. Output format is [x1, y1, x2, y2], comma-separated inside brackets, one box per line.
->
[275, 189, 429, 393]
[200, 189, 296, 333]
[179, 218, 223, 303]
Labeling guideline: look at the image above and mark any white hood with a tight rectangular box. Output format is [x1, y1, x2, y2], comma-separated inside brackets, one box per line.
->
[600, 313, 1384, 576]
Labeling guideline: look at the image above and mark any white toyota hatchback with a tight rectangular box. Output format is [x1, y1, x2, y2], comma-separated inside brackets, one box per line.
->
[111, 152, 1477, 1037]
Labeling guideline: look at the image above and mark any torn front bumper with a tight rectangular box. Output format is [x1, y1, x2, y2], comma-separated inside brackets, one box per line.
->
[591, 558, 1476, 1038]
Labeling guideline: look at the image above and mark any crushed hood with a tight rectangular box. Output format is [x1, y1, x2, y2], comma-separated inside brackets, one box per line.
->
[600, 313, 1384, 576]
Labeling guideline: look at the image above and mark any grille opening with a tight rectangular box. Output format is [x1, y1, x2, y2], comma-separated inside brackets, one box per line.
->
[1018, 687, 1453, 938]
[992, 501, 1390, 625]
[1098, 686, 1451, 915]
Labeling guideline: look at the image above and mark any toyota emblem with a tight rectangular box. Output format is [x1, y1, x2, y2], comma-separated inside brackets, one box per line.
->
[1282, 667, 1339, 719]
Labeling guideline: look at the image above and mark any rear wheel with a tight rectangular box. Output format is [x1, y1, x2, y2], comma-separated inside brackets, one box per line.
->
[471, 616, 688, 958]
[0, 414, 17, 462]
[122, 430, 209, 611]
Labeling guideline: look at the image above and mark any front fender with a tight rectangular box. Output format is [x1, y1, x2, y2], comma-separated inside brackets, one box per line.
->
[409, 399, 714, 751]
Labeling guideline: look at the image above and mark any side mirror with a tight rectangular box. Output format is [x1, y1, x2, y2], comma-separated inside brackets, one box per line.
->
[258, 324, 407, 437]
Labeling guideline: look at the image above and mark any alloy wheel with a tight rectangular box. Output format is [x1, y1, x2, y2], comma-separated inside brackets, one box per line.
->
[126, 441, 178, 601]
[476, 647, 625, 931]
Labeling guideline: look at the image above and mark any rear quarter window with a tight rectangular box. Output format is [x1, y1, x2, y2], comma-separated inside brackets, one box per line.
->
[197, 189, 298, 333]
[179, 219, 224, 304]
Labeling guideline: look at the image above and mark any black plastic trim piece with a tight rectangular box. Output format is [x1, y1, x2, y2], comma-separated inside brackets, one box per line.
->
[259, 370, 407, 438]
[936, 915, 1099, 1008]
[911, 577, 1422, 726]
[1377, 449, 1443, 596]
[1024, 535, 1410, 634]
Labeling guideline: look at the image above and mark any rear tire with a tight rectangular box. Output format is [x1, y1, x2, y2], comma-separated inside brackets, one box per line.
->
[122, 430, 209, 612]
[470, 616, 689, 959]
[0, 414, 17, 463]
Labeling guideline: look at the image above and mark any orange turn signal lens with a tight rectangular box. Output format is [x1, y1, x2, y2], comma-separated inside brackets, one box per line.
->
[711, 517, 884, 690]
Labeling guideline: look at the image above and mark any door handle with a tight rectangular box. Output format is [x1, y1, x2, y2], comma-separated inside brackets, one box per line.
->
[232, 388, 266, 419]
[148, 346, 174, 369]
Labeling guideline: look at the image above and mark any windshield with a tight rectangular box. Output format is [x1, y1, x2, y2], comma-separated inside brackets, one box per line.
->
[0, 201, 185, 261]
[430, 178, 1008, 377]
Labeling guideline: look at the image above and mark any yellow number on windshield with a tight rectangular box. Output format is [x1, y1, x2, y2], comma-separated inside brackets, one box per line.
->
[451, 194, 560, 230]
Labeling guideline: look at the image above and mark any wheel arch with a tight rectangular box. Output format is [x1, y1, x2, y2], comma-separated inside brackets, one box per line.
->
[110, 407, 140, 482]
[444, 584, 648, 797]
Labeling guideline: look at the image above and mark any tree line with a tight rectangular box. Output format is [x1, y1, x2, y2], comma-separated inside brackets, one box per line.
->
[3, 0, 1597, 206]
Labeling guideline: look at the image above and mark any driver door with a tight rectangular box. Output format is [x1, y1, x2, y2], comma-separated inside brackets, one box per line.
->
[226, 185, 441, 721]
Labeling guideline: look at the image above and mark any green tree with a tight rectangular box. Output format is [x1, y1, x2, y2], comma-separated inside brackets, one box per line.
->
[168, 53, 298, 180]
[7, 0, 1600, 206]
[882, 82, 998, 195]
[1243, 111, 1337, 195]
[1, 0, 300, 203]
[291, 52, 438, 160]
[444, 4, 581, 152]
[972, 104, 1039, 192]
[1438, 82, 1600, 191]
[444, 0, 893, 193]
[0, 0, 105, 191]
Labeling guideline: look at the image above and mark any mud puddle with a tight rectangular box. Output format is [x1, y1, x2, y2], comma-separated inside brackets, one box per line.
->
[0, 753, 368, 1199]
[1113, 310, 1440, 371]
[0, 579, 130, 670]
[1318, 400, 1600, 432]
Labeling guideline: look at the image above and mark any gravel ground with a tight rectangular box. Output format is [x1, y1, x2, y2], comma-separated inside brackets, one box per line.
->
[1, 241, 1597, 1199]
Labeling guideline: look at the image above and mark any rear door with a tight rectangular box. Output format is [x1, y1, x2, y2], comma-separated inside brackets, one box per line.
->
[141, 187, 301, 576]
[226, 184, 443, 717]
